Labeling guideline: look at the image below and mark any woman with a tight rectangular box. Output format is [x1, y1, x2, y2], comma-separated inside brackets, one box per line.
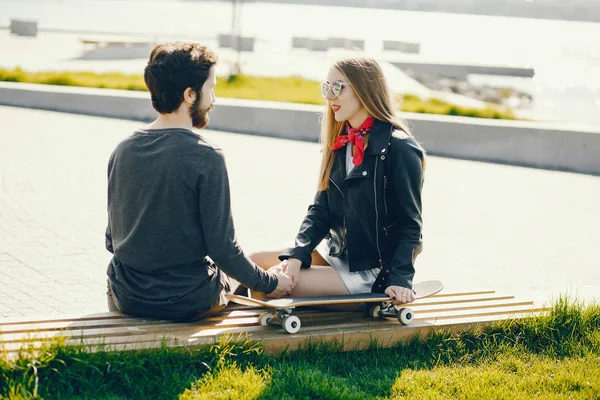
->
[251, 56, 425, 306]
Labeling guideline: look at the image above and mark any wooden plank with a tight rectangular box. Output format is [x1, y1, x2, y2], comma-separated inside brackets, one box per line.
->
[414, 300, 533, 314]
[1, 306, 400, 339]
[0, 312, 281, 344]
[258, 301, 536, 323]
[0, 310, 345, 342]
[413, 306, 546, 321]
[1, 324, 267, 355]
[5, 310, 544, 358]
[0, 297, 528, 342]
[0, 305, 342, 330]
[1, 301, 530, 347]
[239, 307, 545, 348]
[3, 310, 548, 362]
[0, 290, 496, 327]
[260, 306, 545, 336]
[0, 310, 369, 345]
[2, 308, 549, 360]
[1, 303, 542, 348]
[259, 311, 549, 355]
[409, 295, 515, 307]
[0, 309, 263, 335]
[0, 309, 248, 328]
[0, 288, 544, 362]
[0, 312, 129, 326]
[0, 321, 252, 344]
[0, 290, 498, 330]
[426, 290, 495, 298]
[1, 318, 173, 335]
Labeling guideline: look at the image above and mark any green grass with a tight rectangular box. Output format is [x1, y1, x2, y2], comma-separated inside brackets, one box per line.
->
[1, 297, 599, 399]
[0, 67, 516, 120]
[0, 67, 147, 92]
[401, 94, 516, 120]
[391, 353, 600, 399]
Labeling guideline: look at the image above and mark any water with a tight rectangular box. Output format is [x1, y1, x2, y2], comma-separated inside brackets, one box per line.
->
[2, 0, 599, 127]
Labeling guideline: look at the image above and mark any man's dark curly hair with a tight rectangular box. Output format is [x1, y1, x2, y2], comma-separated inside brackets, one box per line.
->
[144, 42, 218, 114]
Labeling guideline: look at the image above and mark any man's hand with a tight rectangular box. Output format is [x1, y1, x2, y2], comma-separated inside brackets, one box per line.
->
[385, 285, 415, 305]
[267, 261, 293, 298]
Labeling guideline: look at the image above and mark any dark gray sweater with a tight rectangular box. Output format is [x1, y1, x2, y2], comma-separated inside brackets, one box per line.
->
[105, 128, 277, 320]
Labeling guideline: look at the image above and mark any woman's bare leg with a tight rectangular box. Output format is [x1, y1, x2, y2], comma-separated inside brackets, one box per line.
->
[291, 265, 348, 297]
[248, 249, 355, 309]
[249, 249, 332, 299]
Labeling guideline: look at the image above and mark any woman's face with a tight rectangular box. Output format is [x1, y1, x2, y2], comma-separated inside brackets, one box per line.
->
[323, 66, 364, 124]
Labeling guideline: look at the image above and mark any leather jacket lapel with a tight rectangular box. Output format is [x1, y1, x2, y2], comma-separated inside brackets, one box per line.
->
[364, 119, 393, 156]
[329, 147, 346, 192]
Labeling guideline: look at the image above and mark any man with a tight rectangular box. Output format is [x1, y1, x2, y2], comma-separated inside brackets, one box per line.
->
[105, 42, 292, 322]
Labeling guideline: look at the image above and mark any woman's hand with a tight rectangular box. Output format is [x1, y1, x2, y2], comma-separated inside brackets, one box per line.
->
[385, 285, 415, 305]
[284, 258, 302, 291]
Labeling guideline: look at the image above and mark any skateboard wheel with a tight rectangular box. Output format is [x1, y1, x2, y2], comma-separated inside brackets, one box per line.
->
[258, 312, 274, 326]
[397, 307, 414, 325]
[370, 305, 382, 319]
[282, 315, 301, 334]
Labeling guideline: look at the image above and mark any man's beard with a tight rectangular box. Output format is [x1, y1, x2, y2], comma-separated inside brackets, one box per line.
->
[189, 95, 213, 129]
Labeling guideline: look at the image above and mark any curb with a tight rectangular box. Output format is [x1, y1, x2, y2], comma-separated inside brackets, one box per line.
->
[1, 81, 599, 175]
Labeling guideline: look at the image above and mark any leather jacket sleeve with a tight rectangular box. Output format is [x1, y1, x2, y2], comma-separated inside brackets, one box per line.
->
[279, 189, 331, 268]
[387, 136, 424, 289]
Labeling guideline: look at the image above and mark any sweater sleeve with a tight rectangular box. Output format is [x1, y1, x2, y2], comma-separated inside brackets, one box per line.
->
[198, 149, 278, 294]
[105, 152, 114, 254]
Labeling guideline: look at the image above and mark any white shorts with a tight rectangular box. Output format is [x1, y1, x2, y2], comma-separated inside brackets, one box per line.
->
[316, 240, 381, 294]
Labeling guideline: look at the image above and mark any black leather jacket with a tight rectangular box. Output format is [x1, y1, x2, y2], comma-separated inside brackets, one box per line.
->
[280, 119, 424, 292]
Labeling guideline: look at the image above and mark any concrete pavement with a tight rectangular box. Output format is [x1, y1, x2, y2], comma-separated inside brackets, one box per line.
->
[0, 105, 599, 318]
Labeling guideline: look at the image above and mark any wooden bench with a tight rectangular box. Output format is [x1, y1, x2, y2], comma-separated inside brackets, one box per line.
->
[0, 289, 547, 360]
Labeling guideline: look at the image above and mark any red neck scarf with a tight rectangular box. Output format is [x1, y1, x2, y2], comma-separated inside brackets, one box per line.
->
[331, 116, 374, 166]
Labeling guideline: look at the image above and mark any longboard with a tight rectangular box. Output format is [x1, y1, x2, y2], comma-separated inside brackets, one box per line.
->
[226, 280, 444, 334]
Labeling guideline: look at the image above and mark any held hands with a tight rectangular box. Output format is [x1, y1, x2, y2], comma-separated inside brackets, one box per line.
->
[267, 260, 293, 298]
[385, 285, 415, 305]
[284, 258, 302, 291]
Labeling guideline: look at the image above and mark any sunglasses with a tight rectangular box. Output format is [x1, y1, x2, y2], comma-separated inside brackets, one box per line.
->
[320, 80, 352, 98]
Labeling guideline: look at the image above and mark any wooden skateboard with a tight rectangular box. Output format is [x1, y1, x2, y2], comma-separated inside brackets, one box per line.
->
[226, 280, 444, 334]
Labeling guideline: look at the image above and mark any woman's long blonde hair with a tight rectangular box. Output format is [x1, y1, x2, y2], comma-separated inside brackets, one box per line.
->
[317, 56, 425, 190]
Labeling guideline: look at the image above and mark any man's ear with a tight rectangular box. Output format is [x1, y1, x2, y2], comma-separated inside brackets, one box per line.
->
[183, 87, 196, 104]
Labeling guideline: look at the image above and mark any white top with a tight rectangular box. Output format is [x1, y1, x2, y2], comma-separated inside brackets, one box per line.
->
[345, 143, 355, 176]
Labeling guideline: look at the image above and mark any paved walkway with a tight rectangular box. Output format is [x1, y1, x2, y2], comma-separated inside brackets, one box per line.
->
[1, 105, 599, 318]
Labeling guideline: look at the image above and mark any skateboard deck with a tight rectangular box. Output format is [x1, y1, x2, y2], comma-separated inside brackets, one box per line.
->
[226, 280, 443, 334]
